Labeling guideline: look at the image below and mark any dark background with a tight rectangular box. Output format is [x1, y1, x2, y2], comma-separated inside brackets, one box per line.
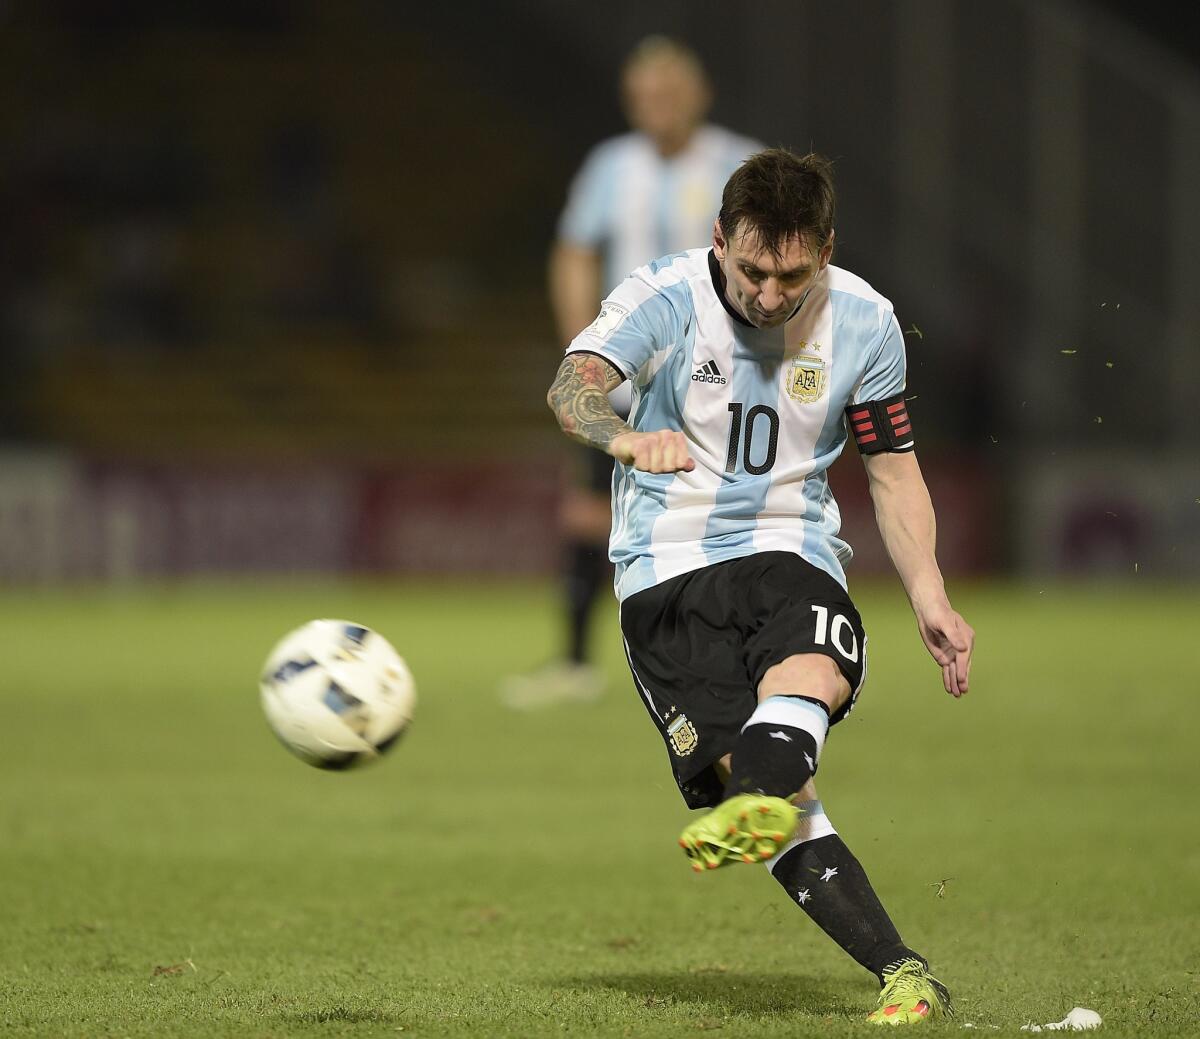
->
[1, 0, 1196, 580]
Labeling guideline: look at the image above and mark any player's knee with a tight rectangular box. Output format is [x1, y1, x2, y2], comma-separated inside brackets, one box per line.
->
[759, 653, 850, 713]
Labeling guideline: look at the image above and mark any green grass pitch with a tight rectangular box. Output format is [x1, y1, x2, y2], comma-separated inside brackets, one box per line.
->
[2, 579, 1198, 1037]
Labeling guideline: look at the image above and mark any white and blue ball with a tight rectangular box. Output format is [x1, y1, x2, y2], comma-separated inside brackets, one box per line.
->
[259, 619, 416, 770]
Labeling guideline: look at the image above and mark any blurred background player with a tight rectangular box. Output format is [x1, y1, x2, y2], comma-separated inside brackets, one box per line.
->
[500, 35, 762, 709]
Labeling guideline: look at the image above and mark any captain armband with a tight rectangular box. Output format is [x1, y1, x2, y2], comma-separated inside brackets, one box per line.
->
[845, 391, 915, 454]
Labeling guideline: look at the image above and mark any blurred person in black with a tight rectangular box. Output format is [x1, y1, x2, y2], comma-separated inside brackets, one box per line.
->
[500, 36, 761, 709]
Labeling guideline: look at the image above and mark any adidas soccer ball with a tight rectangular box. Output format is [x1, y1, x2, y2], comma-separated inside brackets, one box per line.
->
[259, 619, 416, 770]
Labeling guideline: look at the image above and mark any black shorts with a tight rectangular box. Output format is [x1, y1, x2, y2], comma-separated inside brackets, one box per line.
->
[619, 551, 867, 809]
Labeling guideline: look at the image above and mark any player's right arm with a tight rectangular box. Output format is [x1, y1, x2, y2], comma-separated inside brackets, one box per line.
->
[547, 353, 694, 474]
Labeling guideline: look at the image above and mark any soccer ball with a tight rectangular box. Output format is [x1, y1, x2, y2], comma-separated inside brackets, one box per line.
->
[259, 619, 416, 770]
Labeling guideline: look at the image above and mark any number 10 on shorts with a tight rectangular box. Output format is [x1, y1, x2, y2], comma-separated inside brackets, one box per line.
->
[811, 605, 859, 662]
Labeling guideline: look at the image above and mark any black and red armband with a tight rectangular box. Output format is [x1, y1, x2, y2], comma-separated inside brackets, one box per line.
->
[845, 391, 915, 454]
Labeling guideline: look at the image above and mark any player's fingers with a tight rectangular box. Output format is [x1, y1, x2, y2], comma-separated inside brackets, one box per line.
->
[952, 620, 973, 654]
[670, 441, 694, 472]
[952, 623, 973, 690]
[663, 433, 684, 468]
[954, 653, 970, 695]
[646, 438, 663, 472]
[944, 660, 966, 698]
[663, 432, 682, 469]
[630, 431, 693, 473]
[644, 432, 691, 473]
[926, 617, 970, 696]
[659, 439, 677, 471]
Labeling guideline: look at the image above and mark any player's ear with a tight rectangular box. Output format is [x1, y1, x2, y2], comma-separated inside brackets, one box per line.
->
[712, 218, 726, 258]
[818, 230, 835, 269]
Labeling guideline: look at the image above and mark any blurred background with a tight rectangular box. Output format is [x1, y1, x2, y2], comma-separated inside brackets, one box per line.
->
[1, 0, 1197, 587]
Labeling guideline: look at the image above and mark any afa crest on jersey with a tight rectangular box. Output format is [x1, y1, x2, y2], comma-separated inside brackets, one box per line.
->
[786, 347, 827, 403]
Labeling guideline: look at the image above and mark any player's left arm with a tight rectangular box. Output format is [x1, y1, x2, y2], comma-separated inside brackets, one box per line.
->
[863, 450, 975, 697]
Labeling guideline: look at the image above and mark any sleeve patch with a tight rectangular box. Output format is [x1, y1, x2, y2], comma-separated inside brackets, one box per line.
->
[845, 392, 915, 454]
[584, 301, 630, 341]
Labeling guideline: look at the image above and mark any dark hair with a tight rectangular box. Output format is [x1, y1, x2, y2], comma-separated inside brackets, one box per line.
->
[718, 149, 836, 257]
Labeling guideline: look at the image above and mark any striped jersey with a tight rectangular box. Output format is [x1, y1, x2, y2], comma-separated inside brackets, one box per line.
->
[557, 125, 763, 293]
[565, 248, 910, 602]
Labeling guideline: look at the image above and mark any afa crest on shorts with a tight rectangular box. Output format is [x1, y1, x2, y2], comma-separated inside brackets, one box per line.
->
[786, 343, 826, 403]
[667, 714, 699, 757]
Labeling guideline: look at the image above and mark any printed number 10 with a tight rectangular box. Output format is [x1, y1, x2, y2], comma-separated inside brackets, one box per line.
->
[725, 403, 780, 475]
[811, 604, 859, 662]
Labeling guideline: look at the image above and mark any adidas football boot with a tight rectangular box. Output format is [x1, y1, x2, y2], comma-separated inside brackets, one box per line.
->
[678, 793, 797, 872]
[867, 958, 954, 1025]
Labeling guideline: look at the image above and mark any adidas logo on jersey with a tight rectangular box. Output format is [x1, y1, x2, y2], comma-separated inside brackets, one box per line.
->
[691, 359, 727, 385]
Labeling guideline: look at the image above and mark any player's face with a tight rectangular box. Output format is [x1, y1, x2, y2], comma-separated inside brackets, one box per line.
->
[713, 221, 834, 329]
[622, 58, 709, 155]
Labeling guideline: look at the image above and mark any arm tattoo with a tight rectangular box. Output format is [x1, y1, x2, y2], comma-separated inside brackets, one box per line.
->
[547, 353, 632, 450]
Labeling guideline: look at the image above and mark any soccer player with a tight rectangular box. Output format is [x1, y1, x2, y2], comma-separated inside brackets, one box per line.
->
[500, 36, 761, 709]
[546, 149, 974, 1025]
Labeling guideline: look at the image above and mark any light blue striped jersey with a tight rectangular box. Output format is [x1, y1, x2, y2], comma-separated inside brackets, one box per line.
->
[566, 248, 909, 602]
[557, 125, 763, 293]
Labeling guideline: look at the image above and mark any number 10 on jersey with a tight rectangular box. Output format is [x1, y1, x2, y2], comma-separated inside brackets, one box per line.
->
[725, 402, 780, 475]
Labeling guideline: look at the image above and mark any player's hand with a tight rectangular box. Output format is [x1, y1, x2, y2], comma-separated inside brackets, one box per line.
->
[915, 603, 974, 698]
[609, 430, 695, 474]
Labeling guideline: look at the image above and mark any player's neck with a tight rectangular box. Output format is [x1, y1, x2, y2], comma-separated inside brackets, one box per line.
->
[707, 249, 754, 327]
